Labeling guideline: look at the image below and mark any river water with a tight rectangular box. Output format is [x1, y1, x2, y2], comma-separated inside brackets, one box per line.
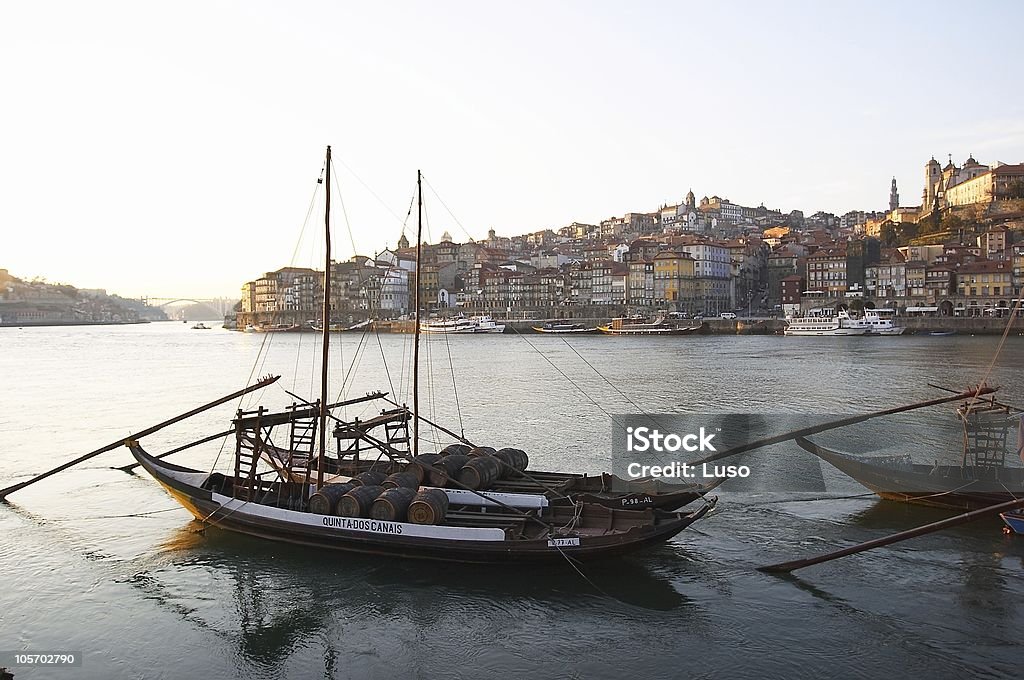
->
[1, 322, 1022, 679]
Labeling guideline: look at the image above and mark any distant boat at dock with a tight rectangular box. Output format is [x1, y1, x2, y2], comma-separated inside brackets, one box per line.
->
[598, 314, 701, 336]
[190, 322, 211, 330]
[420, 314, 505, 334]
[532, 322, 598, 334]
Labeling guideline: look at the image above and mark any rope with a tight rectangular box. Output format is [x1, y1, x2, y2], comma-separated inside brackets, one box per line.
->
[421, 175, 476, 243]
[331, 161, 360, 260]
[508, 325, 629, 430]
[963, 296, 1022, 414]
[442, 324, 465, 438]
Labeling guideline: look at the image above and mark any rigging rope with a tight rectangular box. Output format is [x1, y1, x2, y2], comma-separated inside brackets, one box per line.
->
[962, 296, 1023, 416]
[421, 175, 477, 243]
[442, 325, 466, 438]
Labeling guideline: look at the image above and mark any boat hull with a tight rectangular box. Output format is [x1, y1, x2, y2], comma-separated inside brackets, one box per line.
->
[532, 326, 599, 334]
[1001, 510, 1024, 534]
[597, 326, 701, 336]
[796, 436, 1024, 511]
[129, 442, 712, 563]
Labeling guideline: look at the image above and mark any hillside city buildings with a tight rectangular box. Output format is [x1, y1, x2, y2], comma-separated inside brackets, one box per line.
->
[237, 155, 1024, 327]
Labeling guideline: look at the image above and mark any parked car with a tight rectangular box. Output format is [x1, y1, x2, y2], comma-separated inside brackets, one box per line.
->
[720, 312, 737, 319]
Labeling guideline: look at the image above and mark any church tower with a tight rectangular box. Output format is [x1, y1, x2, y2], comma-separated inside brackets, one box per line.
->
[397, 231, 409, 249]
[923, 157, 941, 208]
[889, 177, 899, 212]
[685, 189, 696, 212]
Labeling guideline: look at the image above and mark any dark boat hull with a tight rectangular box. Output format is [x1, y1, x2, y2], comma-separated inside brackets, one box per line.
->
[796, 436, 1024, 511]
[130, 442, 713, 563]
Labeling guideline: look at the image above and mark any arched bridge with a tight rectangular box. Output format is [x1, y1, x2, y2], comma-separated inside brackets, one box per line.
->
[141, 297, 239, 318]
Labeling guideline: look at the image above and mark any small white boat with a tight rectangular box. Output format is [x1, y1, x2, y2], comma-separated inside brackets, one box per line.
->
[243, 324, 257, 332]
[784, 311, 869, 336]
[862, 310, 905, 336]
[420, 314, 505, 334]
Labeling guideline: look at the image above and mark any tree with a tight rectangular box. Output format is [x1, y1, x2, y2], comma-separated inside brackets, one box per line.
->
[941, 213, 964, 232]
[1006, 179, 1024, 200]
[880, 221, 899, 247]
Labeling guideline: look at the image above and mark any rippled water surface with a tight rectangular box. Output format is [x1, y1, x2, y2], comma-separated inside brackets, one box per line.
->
[1, 323, 1023, 679]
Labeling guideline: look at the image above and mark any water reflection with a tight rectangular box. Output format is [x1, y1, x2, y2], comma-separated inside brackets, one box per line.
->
[140, 523, 707, 674]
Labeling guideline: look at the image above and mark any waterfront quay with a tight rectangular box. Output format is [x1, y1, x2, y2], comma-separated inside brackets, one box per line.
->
[232, 315, 1022, 335]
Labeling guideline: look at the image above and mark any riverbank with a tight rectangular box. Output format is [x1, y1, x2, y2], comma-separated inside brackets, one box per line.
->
[0, 319, 152, 328]
[237, 317, 1022, 335]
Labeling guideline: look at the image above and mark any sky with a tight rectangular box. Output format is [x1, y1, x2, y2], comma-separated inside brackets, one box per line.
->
[2, 0, 1023, 299]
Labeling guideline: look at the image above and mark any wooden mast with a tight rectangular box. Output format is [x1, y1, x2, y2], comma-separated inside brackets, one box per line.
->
[412, 170, 423, 457]
[318, 146, 332, 490]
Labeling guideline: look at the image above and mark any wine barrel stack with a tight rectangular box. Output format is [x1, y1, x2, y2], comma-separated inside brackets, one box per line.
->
[308, 482, 356, 515]
[370, 487, 418, 522]
[434, 444, 531, 491]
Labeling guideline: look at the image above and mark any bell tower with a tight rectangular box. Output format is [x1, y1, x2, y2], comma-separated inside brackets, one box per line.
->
[923, 157, 941, 209]
[889, 177, 899, 212]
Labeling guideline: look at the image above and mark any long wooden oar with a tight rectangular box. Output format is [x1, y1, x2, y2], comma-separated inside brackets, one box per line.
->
[927, 382, 1023, 413]
[690, 386, 996, 467]
[0, 375, 281, 501]
[759, 495, 1024, 573]
[116, 428, 236, 473]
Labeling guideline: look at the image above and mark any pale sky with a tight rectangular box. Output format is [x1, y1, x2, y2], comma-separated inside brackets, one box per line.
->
[3, 0, 1023, 299]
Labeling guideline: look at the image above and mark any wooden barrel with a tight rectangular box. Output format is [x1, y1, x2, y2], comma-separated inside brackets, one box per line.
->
[308, 482, 356, 515]
[458, 456, 502, 490]
[467, 446, 497, 458]
[351, 471, 387, 487]
[370, 487, 418, 522]
[409, 453, 443, 484]
[382, 471, 420, 490]
[337, 485, 384, 518]
[407, 488, 450, 525]
[427, 454, 470, 487]
[495, 447, 529, 475]
[440, 443, 472, 457]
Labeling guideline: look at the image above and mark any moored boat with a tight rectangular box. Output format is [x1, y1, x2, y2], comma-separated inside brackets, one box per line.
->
[127, 440, 713, 562]
[784, 311, 869, 336]
[420, 314, 505, 334]
[1000, 509, 1024, 534]
[532, 322, 599, 334]
[598, 315, 701, 336]
[862, 310, 905, 336]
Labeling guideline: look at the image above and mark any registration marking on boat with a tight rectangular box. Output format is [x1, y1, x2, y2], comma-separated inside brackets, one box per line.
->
[547, 537, 581, 547]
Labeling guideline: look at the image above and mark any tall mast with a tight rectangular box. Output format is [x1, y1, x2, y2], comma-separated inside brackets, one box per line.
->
[318, 146, 332, 490]
[412, 170, 423, 457]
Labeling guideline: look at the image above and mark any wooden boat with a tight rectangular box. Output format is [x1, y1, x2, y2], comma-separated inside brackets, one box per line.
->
[795, 435, 1024, 511]
[792, 389, 1024, 512]
[258, 430, 709, 512]
[127, 441, 712, 562]
[598, 315, 701, 336]
[125, 149, 714, 563]
[532, 322, 599, 334]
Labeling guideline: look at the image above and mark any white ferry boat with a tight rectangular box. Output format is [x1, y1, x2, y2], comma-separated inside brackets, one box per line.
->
[784, 311, 869, 336]
[420, 314, 506, 334]
[862, 310, 905, 336]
